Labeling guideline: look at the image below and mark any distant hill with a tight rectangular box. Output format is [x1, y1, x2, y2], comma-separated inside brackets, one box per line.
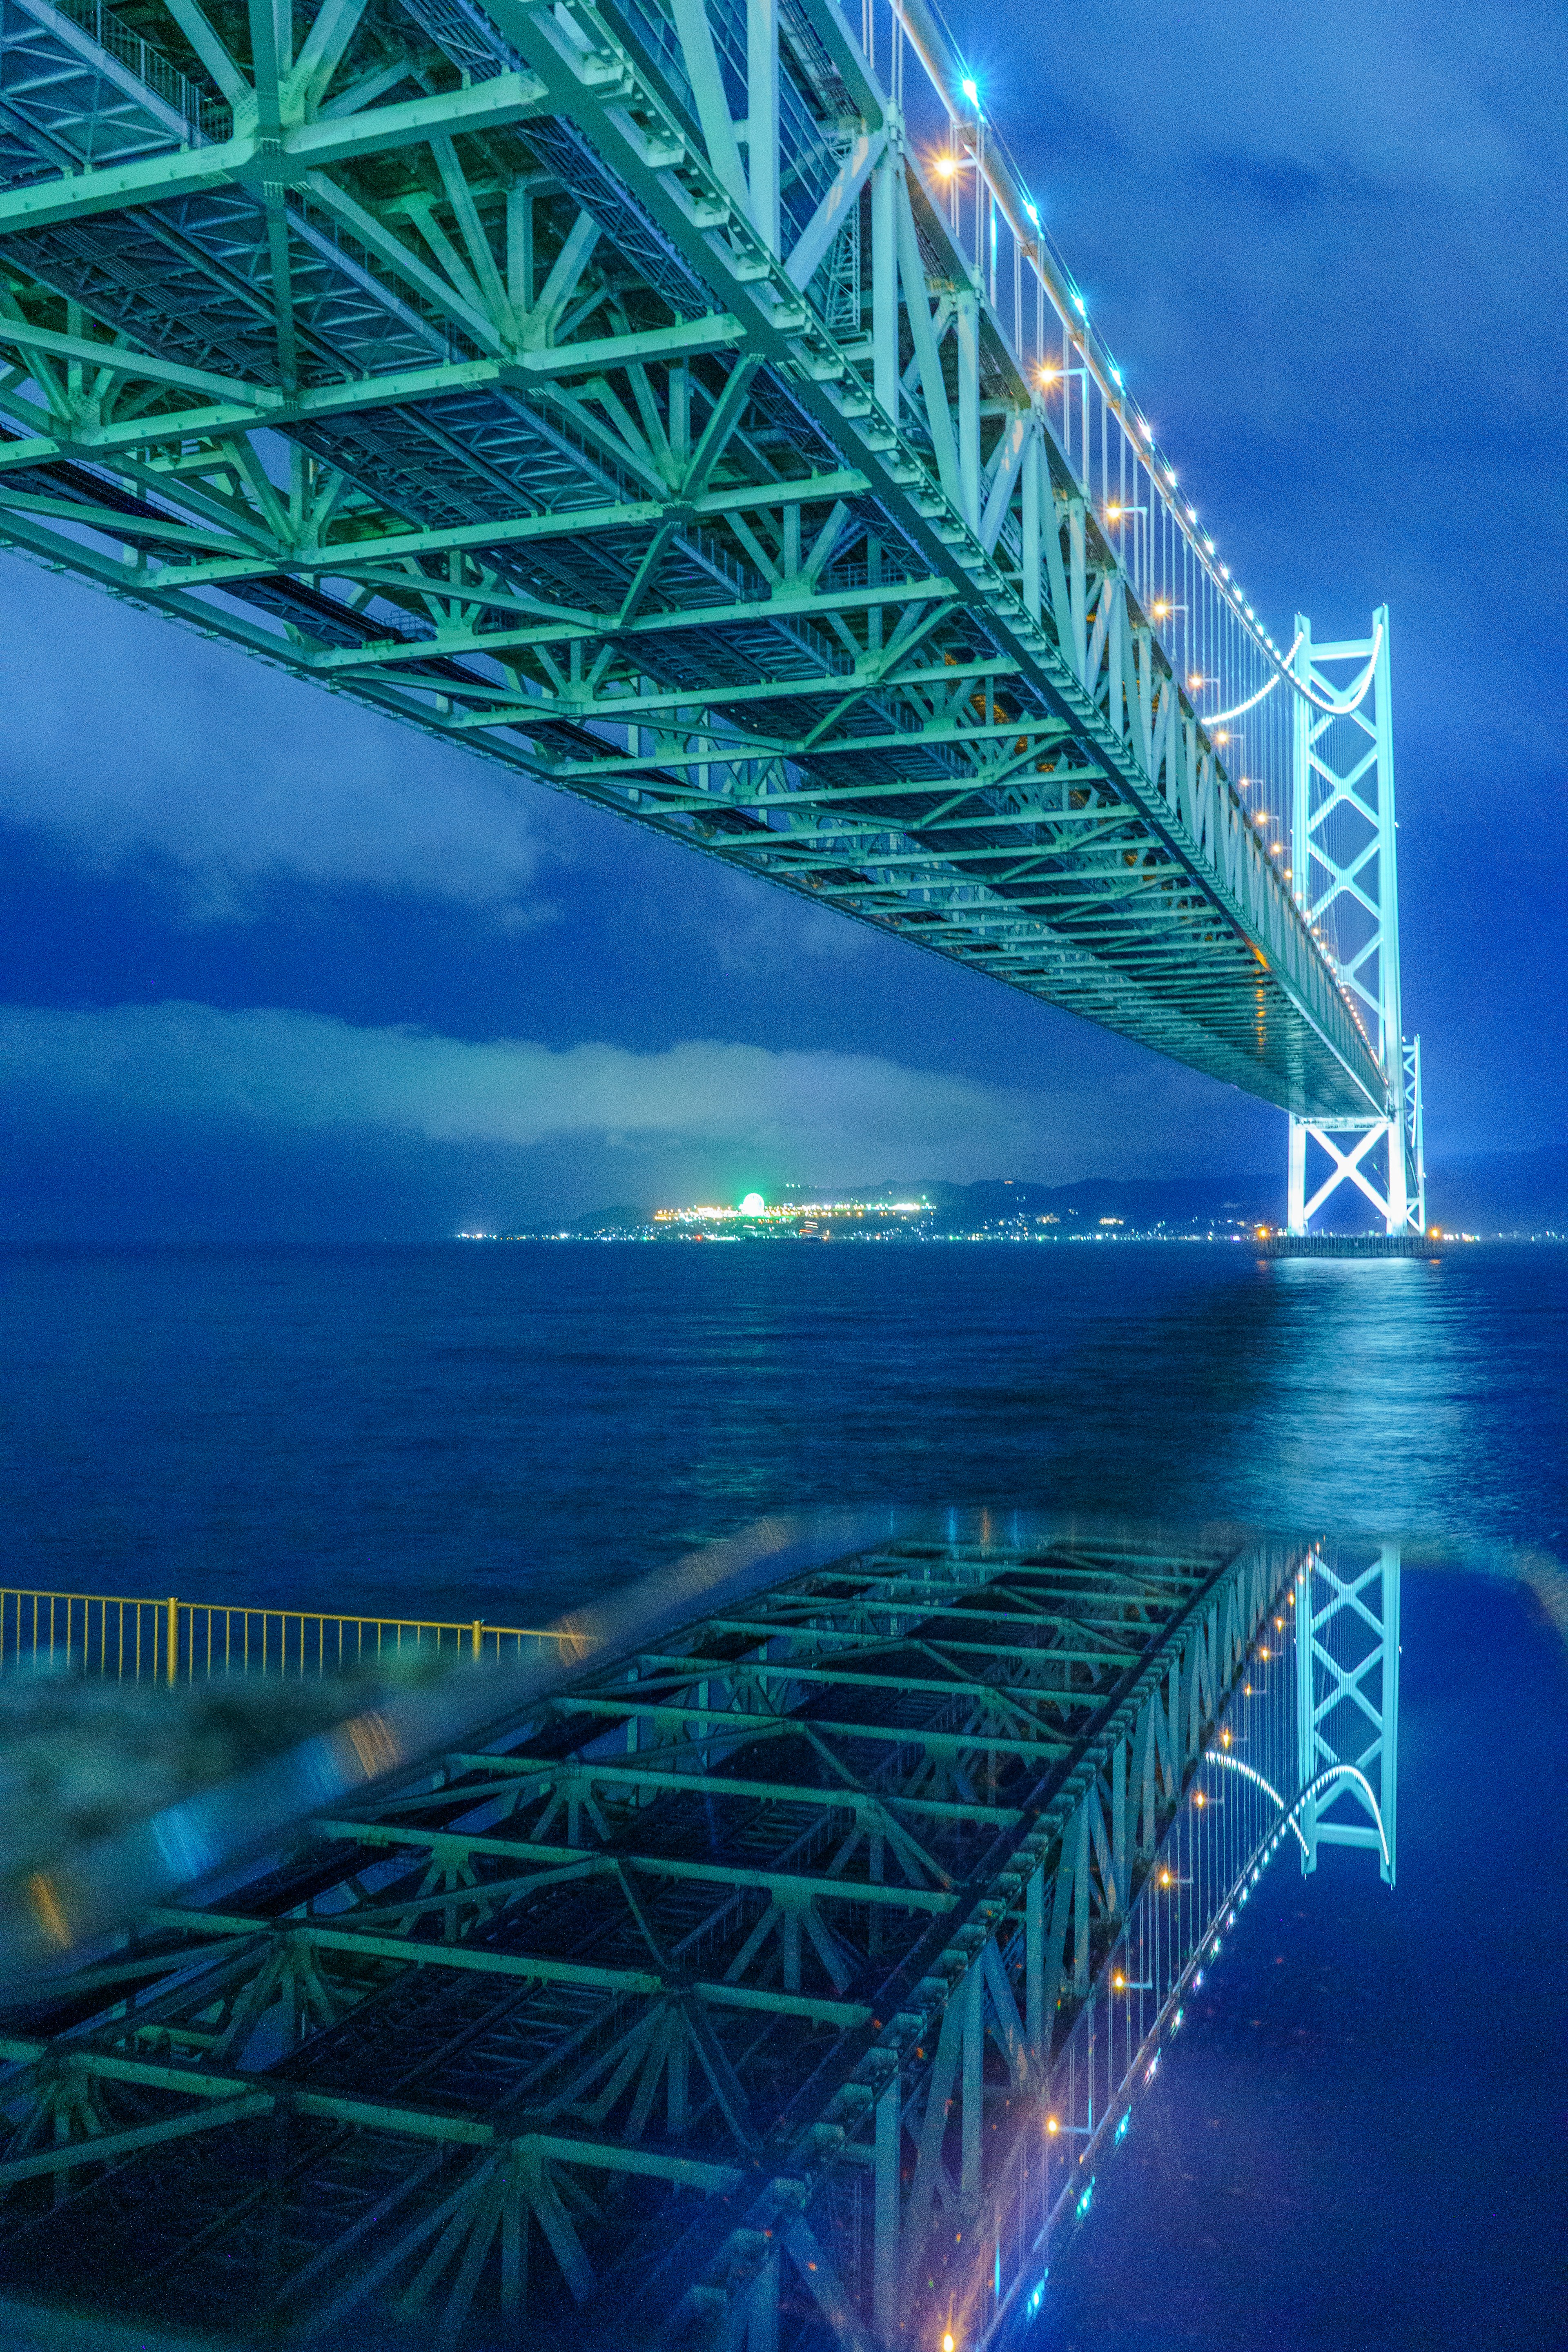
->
[569, 1204, 650, 1235]
[562, 1147, 1568, 1239]
[566, 1175, 1284, 1233]
[886, 1175, 1282, 1227]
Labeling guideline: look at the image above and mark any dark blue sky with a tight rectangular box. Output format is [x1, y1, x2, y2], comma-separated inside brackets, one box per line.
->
[0, 0, 1561, 1235]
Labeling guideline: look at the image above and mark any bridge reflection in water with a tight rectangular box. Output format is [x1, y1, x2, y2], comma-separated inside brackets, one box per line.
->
[0, 1517, 1396, 2349]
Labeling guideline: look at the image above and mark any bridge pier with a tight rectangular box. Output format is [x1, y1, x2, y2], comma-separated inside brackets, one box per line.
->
[1287, 612, 1426, 1238]
[1295, 1543, 1400, 1886]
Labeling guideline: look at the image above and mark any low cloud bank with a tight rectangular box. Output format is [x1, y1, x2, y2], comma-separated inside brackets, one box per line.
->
[0, 1000, 1043, 1179]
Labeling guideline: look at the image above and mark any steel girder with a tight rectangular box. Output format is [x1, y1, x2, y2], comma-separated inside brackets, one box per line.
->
[0, 0, 1388, 1120]
[0, 1525, 1303, 2346]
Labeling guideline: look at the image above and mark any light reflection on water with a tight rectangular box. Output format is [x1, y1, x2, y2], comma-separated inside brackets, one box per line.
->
[0, 1243, 1561, 1620]
[0, 1243, 1560, 2348]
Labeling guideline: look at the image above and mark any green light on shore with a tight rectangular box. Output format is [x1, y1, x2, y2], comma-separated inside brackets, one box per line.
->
[739, 1192, 766, 1215]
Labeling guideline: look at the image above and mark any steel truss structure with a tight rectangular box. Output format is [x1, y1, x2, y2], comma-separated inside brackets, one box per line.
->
[0, 1525, 1397, 2348]
[1293, 1539, 1399, 1885]
[1287, 612, 1425, 1231]
[0, 0, 1402, 1121]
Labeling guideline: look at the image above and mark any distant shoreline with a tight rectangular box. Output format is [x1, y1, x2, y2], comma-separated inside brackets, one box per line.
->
[455, 1227, 1535, 1246]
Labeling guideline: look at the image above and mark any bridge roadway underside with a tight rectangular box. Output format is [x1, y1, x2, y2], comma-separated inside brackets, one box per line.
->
[0, 0, 1385, 1121]
[0, 1527, 1294, 2348]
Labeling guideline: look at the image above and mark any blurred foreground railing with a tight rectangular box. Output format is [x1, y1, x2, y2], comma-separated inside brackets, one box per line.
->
[0, 1586, 566, 1684]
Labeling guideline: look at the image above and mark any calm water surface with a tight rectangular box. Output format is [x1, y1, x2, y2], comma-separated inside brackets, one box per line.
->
[0, 1241, 1563, 2348]
[0, 1241, 1561, 1614]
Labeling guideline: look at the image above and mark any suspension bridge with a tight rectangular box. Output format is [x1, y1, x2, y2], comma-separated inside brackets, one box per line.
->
[0, 0, 1424, 1232]
[0, 1518, 1398, 2350]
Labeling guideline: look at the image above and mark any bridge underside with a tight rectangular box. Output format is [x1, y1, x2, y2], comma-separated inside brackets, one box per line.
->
[0, 1522, 1297, 2348]
[0, 0, 1386, 1121]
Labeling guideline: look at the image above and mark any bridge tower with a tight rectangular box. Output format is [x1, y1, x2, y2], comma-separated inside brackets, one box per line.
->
[1287, 612, 1426, 1235]
[1294, 1542, 1400, 1885]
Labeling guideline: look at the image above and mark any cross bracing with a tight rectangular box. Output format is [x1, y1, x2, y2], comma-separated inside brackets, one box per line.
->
[0, 1523, 1307, 2346]
[0, 0, 1393, 1120]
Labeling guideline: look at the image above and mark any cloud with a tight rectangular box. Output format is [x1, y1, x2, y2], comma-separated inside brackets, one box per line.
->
[1004, 0, 1525, 197]
[0, 563, 548, 920]
[0, 999, 1050, 1177]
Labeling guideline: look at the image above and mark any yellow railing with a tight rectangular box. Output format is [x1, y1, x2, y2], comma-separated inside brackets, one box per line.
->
[0, 1586, 567, 1687]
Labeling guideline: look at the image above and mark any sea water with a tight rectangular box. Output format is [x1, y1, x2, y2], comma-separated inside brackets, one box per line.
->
[0, 1240, 1562, 2349]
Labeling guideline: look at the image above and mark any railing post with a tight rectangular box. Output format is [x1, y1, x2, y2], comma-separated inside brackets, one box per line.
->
[956, 281, 980, 530]
[1021, 424, 1041, 620]
[961, 1949, 983, 2206]
[745, 2244, 779, 2352]
[873, 2065, 900, 2345]
[167, 1595, 179, 1687]
[871, 150, 898, 417]
[472, 1619, 483, 1662]
[1025, 1861, 1043, 2062]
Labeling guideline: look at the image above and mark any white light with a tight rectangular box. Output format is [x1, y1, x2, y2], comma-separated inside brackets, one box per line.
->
[1109, 364, 1123, 387]
[739, 1192, 766, 1214]
[961, 75, 979, 103]
[1072, 294, 1086, 316]
[1024, 200, 1040, 225]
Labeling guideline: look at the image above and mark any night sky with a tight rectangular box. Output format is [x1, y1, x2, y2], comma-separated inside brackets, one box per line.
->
[0, 1, 1561, 1236]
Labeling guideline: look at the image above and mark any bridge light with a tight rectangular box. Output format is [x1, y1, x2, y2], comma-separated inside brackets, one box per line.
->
[944, 2334, 958, 2352]
[1113, 1971, 1125, 1989]
[1047, 2115, 1060, 2134]
[935, 154, 956, 178]
[1024, 200, 1040, 225]
[961, 74, 979, 104]
[1038, 362, 1060, 381]
[1165, 467, 1177, 483]
[1109, 364, 1123, 388]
